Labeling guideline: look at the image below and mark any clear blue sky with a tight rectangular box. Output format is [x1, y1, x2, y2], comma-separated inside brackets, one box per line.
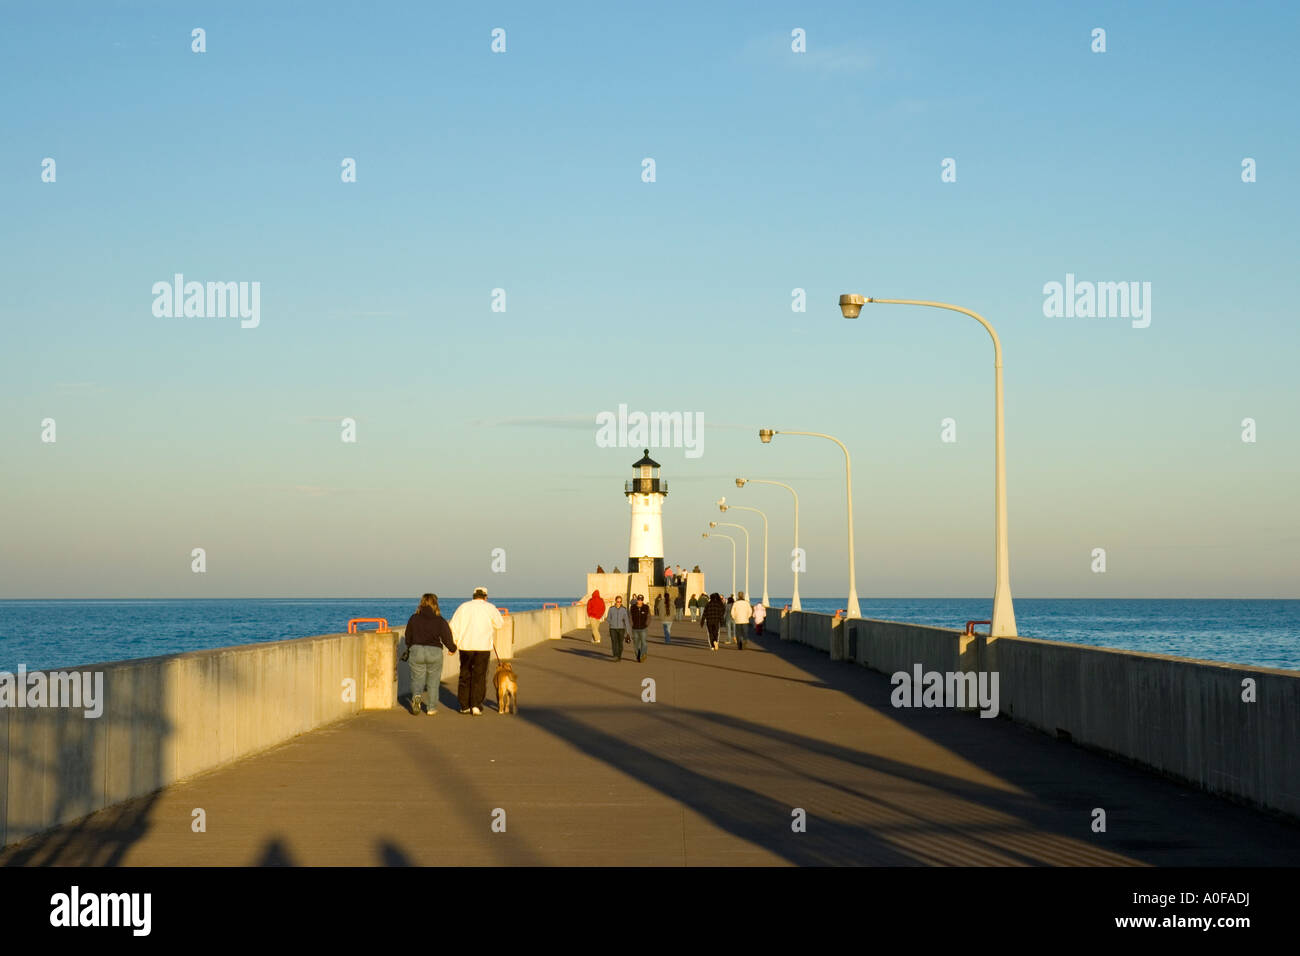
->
[2, 1, 1297, 599]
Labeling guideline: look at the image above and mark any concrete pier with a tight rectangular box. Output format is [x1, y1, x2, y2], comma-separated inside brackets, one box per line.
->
[2, 608, 1299, 865]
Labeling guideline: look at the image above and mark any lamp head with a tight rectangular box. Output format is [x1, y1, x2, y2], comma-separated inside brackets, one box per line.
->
[735, 478, 746, 488]
[839, 293, 866, 319]
[709, 521, 718, 528]
[759, 429, 774, 443]
[717, 497, 727, 511]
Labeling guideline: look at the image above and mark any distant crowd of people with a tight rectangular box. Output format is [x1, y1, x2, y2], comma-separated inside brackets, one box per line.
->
[584, 587, 767, 658]
[399, 579, 772, 716]
[593, 563, 703, 582]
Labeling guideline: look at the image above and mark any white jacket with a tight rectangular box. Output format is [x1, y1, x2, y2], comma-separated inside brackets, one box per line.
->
[450, 598, 504, 651]
[731, 599, 753, 623]
[752, 603, 767, 623]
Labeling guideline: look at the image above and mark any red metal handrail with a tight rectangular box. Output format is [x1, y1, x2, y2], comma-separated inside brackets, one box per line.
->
[542, 603, 558, 609]
[499, 608, 510, 615]
[964, 620, 991, 636]
[347, 617, 390, 634]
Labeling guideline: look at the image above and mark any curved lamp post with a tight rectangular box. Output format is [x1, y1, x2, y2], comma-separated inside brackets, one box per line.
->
[736, 477, 800, 610]
[839, 293, 1016, 637]
[702, 531, 737, 598]
[711, 516, 750, 598]
[758, 428, 860, 618]
[719, 498, 768, 607]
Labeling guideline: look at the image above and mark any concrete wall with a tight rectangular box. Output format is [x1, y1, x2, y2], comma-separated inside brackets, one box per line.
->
[775, 608, 1300, 820]
[2, 630, 367, 847]
[3, 604, 583, 848]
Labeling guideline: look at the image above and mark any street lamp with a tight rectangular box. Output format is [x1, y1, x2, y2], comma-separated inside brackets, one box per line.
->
[711, 511, 751, 598]
[719, 497, 769, 606]
[736, 477, 800, 611]
[839, 294, 1017, 637]
[759, 429, 861, 618]
[701, 532, 737, 598]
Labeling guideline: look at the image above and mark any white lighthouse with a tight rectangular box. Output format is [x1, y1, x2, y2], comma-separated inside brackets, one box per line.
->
[626, 449, 667, 586]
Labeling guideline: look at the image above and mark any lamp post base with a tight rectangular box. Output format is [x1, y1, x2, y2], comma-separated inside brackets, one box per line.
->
[990, 594, 1017, 638]
[847, 593, 862, 619]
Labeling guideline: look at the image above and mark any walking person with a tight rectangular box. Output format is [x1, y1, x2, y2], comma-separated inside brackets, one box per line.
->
[724, 595, 736, 643]
[731, 591, 753, 651]
[449, 587, 504, 715]
[654, 593, 662, 617]
[752, 600, 767, 636]
[629, 594, 651, 662]
[586, 589, 606, 644]
[606, 594, 630, 661]
[702, 592, 726, 650]
[674, 591, 685, 621]
[404, 593, 457, 715]
[688, 593, 699, 623]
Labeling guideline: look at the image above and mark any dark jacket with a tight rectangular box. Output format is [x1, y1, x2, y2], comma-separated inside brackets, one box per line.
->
[628, 602, 650, 629]
[702, 597, 727, 632]
[405, 607, 456, 651]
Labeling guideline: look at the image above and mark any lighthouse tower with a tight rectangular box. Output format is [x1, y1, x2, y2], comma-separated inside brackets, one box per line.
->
[626, 449, 667, 587]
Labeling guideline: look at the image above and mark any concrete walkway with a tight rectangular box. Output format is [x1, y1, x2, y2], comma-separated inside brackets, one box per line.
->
[5, 620, 1300, 866]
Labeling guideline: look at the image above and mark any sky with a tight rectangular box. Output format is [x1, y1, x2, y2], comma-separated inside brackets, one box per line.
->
[1, 1, 1297, 600]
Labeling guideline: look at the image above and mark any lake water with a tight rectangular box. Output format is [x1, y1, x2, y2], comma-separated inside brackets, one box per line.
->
[0, 597, 1296, 673]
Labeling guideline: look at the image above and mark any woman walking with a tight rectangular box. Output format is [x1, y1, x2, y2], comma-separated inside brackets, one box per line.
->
[404, 593, 457, 715]
[702, 592, 726, 651]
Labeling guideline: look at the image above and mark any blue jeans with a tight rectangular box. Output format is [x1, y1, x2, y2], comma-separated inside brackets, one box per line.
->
[632, 629, 648, 659]
[408, 644, 444, 711]
[662, 621, 672, 643]
[726, 618, 735, 641]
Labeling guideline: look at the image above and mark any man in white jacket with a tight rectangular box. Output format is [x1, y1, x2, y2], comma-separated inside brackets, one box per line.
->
[731, 592, 753, 650]
[450, 587, 504, 714]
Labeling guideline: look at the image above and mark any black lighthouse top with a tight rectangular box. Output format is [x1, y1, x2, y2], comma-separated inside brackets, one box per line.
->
[625, 449, 668, 496]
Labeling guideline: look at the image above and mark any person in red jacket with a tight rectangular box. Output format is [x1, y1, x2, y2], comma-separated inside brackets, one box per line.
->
[586, 590, 606, 643]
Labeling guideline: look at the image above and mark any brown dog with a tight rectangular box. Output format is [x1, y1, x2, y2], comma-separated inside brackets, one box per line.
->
[494, 661, 518, 714]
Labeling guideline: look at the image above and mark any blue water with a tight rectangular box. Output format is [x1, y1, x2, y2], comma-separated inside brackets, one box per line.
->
[0, 598, 1296, 673]
[0, 598, 573, 673]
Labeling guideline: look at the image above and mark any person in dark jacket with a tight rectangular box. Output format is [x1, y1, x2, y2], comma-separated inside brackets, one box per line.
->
[701, 593, 726, 651]
[628, 594, 651, 662]
[404, 593, 457, 715]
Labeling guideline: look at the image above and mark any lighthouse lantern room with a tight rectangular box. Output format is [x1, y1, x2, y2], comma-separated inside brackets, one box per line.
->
[625, 449, 667, 586]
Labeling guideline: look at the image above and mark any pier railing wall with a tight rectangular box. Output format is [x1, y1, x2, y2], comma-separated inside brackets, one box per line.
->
[768, 609, 1300, 820]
